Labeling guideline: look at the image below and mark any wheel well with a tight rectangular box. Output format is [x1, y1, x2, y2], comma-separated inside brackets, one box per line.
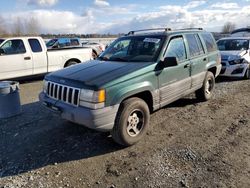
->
[92, 49, 97, 55]
[122, 91, 153, 113]
[208, 67, 217, 76]
[64, 58, 81, 67]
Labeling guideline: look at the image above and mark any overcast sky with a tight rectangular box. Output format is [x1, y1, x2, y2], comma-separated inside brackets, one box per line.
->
[1, 0, 250, 34]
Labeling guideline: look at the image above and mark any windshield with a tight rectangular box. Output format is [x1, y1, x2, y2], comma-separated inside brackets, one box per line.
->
[217, 39, 249, 51]
[98, 36, 165, 62]
[46, 39, 58, 47]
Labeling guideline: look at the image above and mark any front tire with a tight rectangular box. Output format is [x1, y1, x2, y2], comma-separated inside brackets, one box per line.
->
[195, 71, 215, 101]
[112, 97, 150, 146]
[244, 67, 250, 79]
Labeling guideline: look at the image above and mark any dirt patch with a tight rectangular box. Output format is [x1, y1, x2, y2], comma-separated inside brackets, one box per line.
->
[0, 78, 250, 188]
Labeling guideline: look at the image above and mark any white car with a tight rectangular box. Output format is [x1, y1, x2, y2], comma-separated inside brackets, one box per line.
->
[0, 37, 92, 80]
[217, 37, 250, 79]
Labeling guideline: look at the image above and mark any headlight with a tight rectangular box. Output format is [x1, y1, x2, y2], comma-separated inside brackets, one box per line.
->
[43, 80, 48, 93]
[79, 89, 105, 109]
[228, 58, 244, 65]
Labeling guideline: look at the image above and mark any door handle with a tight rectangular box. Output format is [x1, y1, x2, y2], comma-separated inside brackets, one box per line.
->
[203, 58, 207, 61]
[184, 64, 190, 68]
[24, 57, 31, 60]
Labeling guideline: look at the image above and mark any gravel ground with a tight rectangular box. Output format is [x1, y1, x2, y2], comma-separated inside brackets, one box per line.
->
[0, 77, 249, 188]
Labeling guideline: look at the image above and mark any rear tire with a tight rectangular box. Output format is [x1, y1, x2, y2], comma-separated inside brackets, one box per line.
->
[111, 97, 150, 146]
[65, 60, 78, 67]
[195, 71, 215, 101]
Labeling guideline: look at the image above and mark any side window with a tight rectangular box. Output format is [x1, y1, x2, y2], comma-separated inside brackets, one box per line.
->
[28, 39, 42, 52]
[201, 33, 217, 52]
[186, 34, 204, 57]
[1, 39, 26, 55]
[165, 37, 187, 62]
[70, 39, 80, 46]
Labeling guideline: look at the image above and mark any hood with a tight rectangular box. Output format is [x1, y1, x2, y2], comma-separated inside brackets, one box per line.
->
[46, 60, 152, 89]
[220, 50, 248, 61]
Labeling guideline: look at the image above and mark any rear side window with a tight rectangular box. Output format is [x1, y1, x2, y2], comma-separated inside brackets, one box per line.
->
[28, 39, 42, 52]
[165, 37, 187, 62]
[201, 33, 217, 52]
[186, 34, 204, 57]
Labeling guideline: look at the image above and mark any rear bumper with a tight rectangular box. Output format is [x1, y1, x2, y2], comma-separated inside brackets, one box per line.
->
[39, 92, 119, 132]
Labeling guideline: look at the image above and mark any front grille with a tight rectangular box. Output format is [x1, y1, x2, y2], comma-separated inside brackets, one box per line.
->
[46, 81, 80, 106]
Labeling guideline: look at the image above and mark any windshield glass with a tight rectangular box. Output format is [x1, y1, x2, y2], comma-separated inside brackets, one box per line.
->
[46, 39, 58, 47]
[217, 39, 249, 51]
[98, 36, 164, 62]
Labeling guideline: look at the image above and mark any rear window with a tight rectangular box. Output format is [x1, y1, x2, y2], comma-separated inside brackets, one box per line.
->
[201, 33, 217, 52]
[28, 39, 42, 52]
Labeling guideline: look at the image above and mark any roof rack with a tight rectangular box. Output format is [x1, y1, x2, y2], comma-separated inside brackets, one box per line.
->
[176, 28, 203, 31]
[127, 28, 172, 35]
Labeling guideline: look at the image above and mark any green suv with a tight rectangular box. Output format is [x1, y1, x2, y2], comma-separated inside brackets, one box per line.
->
[39, 28, 221, 146]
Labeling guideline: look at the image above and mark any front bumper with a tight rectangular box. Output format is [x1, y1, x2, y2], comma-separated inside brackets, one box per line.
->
[39, 92, 119, 132]
[220, 63, 248, 77]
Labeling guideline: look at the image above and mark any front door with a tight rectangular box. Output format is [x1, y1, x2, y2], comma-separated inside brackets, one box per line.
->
[158, 36, 191, 107]
[0, 39, 32, 80]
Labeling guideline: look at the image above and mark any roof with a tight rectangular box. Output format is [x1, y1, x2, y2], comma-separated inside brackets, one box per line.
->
[0, 36, 42, 41]
[218, 36, 250, 40]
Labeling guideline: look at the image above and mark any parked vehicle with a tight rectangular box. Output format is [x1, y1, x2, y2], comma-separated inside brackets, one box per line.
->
[40, 28, 221, 146]
[0, 37, 92, 80]
[82, 41, 105, 59]
[0, 39, 4, 44]
[217, 37, 250, 79]
[46, 38, 81, 49]
[231, 28, 250, 37]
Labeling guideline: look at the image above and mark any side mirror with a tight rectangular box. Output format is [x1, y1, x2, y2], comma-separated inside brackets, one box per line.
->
[0, 48, 4, 55]
[161, 57, 178, 68]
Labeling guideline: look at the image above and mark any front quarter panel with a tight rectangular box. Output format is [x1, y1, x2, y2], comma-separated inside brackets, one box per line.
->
[106, 69, 158, 106]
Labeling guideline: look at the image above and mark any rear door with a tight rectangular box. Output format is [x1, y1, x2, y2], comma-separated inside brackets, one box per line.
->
[158, 35, 191, 107]
[0, 39, 32, 80]
[185, 33, 207, 90]
[28, 38, 48, 75]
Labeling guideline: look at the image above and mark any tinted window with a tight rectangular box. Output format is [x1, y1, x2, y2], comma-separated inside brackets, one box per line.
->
[165, 37, 186, 62]
[186, 34, 204, 57]
[1, 39, 26, 55]
[28, 39, 42, 52]
[201, 33, 217, 52]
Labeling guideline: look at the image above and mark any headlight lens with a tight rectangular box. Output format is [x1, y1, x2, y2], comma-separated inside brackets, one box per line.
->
[80, 89, 105, 103]
[43, 80, 48, 93]
[228, 58, 244, 65]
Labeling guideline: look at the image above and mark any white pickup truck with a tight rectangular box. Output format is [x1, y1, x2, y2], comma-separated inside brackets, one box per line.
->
[0, 37, 92, 80]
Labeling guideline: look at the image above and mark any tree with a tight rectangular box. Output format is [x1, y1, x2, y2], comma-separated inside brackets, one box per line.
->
[12, 17, 24, 36]
[222, 22, 236, 34]
[0, 15, 7, 37]
[25, 17, 40, 35]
